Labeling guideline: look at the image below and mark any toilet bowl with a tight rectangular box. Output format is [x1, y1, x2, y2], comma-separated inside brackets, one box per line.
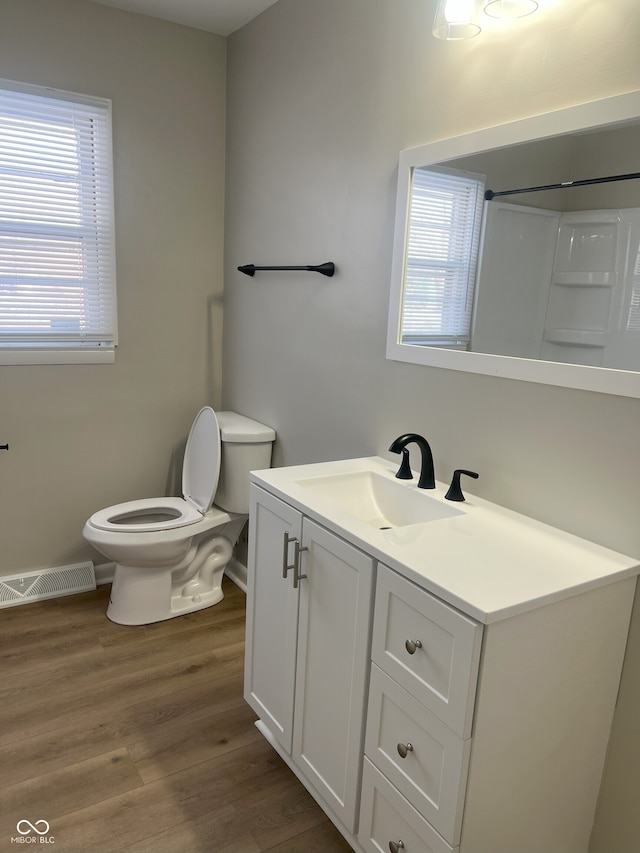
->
[83, 408, 275, 625]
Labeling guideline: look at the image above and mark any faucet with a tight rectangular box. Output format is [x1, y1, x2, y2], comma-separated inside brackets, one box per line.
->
[388, 433, 435, 489]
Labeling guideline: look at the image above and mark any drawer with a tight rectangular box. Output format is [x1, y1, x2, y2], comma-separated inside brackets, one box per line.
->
[365, 665, 470, 845]
[359, 758, 456, 853]
[372, 565, 482, 737]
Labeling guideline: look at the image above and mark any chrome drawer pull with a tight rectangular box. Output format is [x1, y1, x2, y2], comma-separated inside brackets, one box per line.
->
[405, 638, 422, 655]
[282, 532, 297, 579]
[389, 841, 405, 853]
[397, 741, 413, 759]
[293, 540, 308, 589]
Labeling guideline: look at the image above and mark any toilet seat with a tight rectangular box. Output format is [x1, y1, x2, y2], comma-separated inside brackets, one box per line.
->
[89, 496, 206, 533]
[89, 407, 222, 534]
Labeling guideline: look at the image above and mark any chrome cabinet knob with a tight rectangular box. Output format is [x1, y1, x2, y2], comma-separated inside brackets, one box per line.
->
[389, 841, 405, 853]
[405, 638, 422, 655]
[397, 742, 414, 759]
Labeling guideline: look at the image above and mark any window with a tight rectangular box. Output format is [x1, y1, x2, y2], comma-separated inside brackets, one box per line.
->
[400, 166, 484, 349]
[0, 79, 116, 364]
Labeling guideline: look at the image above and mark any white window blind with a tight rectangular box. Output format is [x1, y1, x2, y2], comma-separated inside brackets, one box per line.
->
[627, 244, 640, 332]
[0, 79, 116, 364]
[401, 166, 484, 348]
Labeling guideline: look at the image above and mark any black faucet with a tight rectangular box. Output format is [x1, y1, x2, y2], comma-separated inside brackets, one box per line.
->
[388, 433, 435, 489]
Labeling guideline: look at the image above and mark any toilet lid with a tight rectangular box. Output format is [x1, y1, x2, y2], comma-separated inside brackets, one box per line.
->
[182, 406, 221, 514]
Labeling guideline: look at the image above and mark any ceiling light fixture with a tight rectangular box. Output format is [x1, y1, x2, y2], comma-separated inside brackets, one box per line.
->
[432, 0, 482, 40]
[432, 0, 539, 40]
[483, 0, 538, 18]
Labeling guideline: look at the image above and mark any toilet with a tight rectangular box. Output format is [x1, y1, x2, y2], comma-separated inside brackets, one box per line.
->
[83, 408, 275, 625]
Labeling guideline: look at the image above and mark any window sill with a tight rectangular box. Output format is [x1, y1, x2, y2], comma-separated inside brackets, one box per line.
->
[0, 348, 115, 365]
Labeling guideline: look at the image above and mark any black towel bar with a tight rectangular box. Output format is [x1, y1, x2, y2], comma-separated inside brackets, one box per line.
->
[238, 262, 335, 277]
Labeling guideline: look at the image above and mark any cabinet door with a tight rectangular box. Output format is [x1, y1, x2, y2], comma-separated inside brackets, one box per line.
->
[244, 486, 302, 753]
[292, 518, 375, 833]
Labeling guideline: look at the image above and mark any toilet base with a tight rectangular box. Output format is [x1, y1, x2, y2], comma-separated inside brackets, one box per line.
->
[106, 574, 226, 625]
[106, 533, 235, 625]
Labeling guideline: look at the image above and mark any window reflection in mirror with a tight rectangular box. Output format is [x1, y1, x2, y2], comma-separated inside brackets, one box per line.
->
[401, 167, 484, 349]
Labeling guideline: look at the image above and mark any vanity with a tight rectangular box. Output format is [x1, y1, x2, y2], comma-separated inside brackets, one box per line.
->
[243, 456, 639, 853]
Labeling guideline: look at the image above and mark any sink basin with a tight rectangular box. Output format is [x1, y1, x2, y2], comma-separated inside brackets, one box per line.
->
[295, 470, 464, 529]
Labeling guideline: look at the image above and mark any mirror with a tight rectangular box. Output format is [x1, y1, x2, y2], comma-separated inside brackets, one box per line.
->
[387, 91, 640, 397]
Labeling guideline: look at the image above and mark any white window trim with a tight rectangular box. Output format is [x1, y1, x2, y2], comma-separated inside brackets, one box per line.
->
[0, 345, 115, 365]
[0, 78, 117, 365]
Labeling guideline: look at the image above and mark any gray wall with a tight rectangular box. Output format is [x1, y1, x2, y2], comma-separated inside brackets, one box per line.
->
[0, 0, 226, 572]
[569, 125, 640, 209]
[448, 125, 640, 211]
[222, 1, 640, 850]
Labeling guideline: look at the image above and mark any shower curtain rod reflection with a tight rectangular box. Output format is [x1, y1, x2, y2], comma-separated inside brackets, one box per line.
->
[484, 171, 640, 201]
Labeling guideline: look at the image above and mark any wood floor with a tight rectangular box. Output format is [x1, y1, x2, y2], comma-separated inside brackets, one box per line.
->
[0, 579, 353, 853]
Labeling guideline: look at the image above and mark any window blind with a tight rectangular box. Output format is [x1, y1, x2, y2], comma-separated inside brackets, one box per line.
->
[401, 166, 484, 348]
[0, 80, 116, 360]
[627, 244, 640, 332]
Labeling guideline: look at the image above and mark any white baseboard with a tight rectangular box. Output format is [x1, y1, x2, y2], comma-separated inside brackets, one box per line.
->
[224, 557, 247, 592]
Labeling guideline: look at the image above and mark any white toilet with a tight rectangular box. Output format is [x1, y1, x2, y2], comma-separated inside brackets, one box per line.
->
[83, 408, 275, 625]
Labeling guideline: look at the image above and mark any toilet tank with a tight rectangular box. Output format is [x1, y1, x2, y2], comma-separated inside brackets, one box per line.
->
[215, 412, 276, 514]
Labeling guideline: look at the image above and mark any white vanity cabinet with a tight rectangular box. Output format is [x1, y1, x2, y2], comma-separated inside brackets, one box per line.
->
[244, 485, 375, 834]
[245, 458, 639, 853]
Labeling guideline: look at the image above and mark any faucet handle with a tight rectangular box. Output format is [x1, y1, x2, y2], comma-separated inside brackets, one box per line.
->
[394, 448, 413, 481]
[445, 469, 478, 502]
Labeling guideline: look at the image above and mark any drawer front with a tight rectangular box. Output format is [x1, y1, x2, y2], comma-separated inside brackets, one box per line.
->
[359, 758, 456, 853]
[372, 565, 482, 737]
[365, 665, 470, 845]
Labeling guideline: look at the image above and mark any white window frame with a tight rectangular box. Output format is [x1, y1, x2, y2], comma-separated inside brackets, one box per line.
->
[399, 165, 485, 349]
[0, 79, 117, 365]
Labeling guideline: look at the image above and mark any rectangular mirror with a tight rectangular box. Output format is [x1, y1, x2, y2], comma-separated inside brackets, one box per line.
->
[387, 91, 640, 397]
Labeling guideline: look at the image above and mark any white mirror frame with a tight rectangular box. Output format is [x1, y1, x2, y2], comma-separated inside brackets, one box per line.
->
[387, 90, 640, 398]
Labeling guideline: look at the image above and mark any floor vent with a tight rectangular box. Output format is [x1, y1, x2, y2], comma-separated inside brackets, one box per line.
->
[0, 562, 96, 609]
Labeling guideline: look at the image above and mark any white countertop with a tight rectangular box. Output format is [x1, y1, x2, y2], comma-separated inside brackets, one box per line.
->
[250, 456, 640, 624]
